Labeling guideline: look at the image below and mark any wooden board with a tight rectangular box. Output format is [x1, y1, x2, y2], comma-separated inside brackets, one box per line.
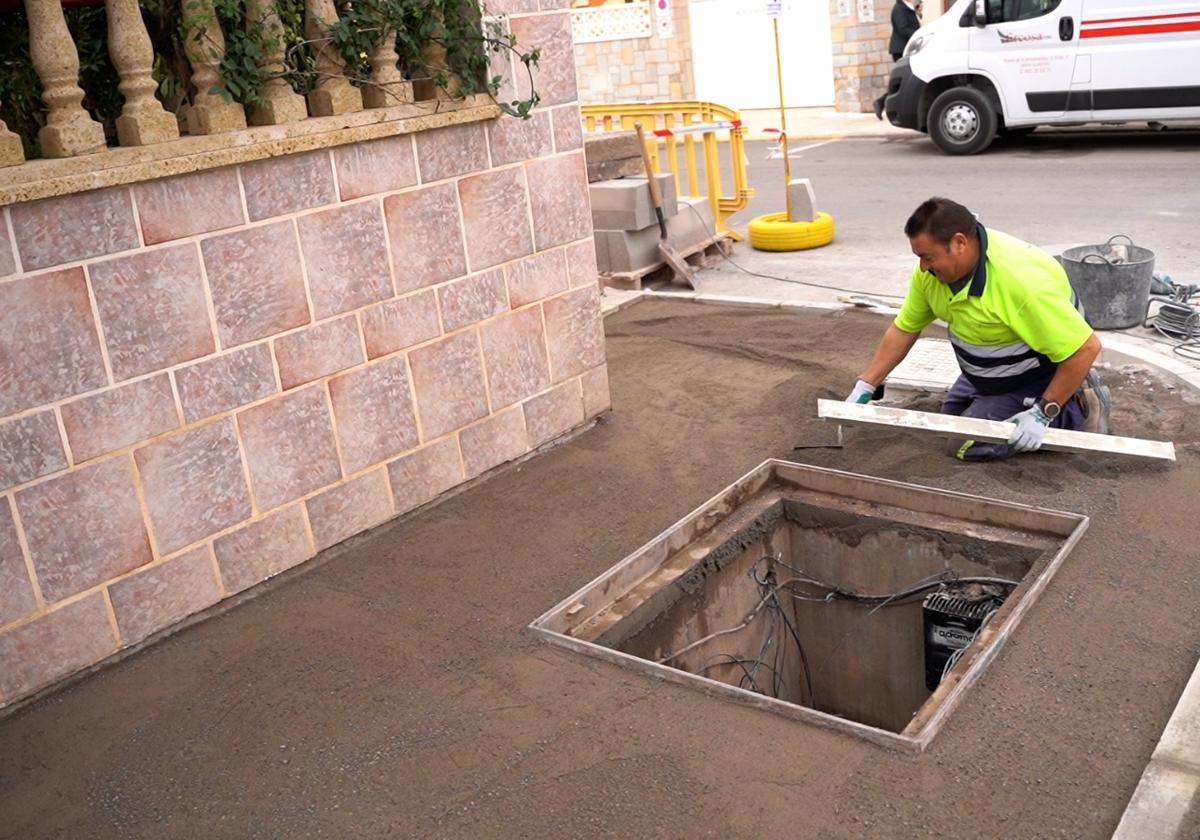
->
[818, 399, 1176, 462]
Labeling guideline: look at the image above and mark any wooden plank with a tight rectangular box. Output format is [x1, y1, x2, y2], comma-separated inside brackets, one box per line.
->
[818, 400, 1176, 462]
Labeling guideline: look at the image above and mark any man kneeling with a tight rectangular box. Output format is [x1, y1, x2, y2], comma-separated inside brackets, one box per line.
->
[847, 197, 1110, 461]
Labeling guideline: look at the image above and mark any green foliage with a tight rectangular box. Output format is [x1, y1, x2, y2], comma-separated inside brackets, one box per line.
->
[0, 0, 540, 159]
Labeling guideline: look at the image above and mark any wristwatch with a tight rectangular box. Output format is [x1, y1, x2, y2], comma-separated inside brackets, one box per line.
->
[1035, 397, 1061, 420]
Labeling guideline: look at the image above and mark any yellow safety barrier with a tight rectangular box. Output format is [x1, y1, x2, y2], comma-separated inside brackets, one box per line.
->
[581, 100, 754, 242]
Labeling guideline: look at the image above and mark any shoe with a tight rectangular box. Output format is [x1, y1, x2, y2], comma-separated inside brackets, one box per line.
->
[1081, 370, 1112, 434]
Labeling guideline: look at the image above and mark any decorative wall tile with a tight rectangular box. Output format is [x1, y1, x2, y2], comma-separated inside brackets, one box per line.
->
[361, 291, 441, 359]
[383, 184, 467, 293]
[458, 168, 533, 271]
[305, 468, 392, 551]
[526, 152, 591, 250]
[415, 122, 489, 183]
[334, 136, 418, 200]
[11, 188, 138, 271]
[408, 331, 490, 438]
[487, 0, 538, 12]
[89, 244, 216, 380]
[387, 437, 463, 515]
[273, 315, 364, 391]
[0, 411, 67, 492]
[507, 249, 568, 308]
[0, 498, 37, 626]
[0, 594, 117, 701]
[459, 407, 528, 478]
[438, 270, 508, 333]
[328, 356, 419, 474]
[581, 364, 611, 417]
[16, 458, 152, 603]
[297, 202, 393, 319]
[524, 378, 584, 447]
[201, 222, 310, 348]
[543, 286, 606, 381]
[133, 167, 244, 245]
[240, 150, 336, 221]
[134, 419, 252, 555]
[109, 546, 222, 646]
[0, 268, 107, 418]
[565, 239, 599, 289]
[61, 374, 179, 463]
[213, 505, 313, 595]
[174, 344, 278, 423]
[487, 111, 553, 167]
[551, 105, 583, 152]
[512, 13, 578, 107]
[479, 307, 551, 409]
[237, 387, 342, 510]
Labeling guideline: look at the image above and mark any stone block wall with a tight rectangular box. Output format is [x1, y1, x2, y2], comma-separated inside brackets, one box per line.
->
[573, 0, 695, 103]
[0, 5, 607, 709]
[830, 0, 895, 112]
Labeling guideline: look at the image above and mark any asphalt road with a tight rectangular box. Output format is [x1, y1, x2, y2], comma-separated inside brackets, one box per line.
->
[692, 127, 1200, 304]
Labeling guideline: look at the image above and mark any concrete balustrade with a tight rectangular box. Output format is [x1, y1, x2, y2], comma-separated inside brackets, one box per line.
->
[304, 0, 364, 116]
[183, 0, 249, 135]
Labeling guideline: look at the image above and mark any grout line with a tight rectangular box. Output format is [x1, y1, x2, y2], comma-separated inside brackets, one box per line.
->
[322, 382, 349, 481]
[519, 164, 538, 254]
[7, 494, 46, 611]
[451, 178, 474, 275]
[538, 300, 555, 383]
[235, 163, 251, 224]
[327, 149, 342, 203]
[51, 405, 75, 468]
[167, 370, 186, 426]
[292, 218, 318, 324]
[403, 351, 427, 444]
[376, 197, 400, 297]
[3, 207, 22, 275]
[298, 499, 318, 554]
[127, 451, 163, 561]
[81, 263, 116, 387]
[231, 413, 260, 516]
[193, 237, 226, 353]
[473, 327, 494, 415]
[206, 542, 228, 598]
[126, 187, 146, 249]
[100, 587, 123, 646]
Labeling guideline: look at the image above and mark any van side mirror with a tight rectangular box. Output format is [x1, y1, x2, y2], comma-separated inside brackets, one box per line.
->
[973, 0, 987, 26]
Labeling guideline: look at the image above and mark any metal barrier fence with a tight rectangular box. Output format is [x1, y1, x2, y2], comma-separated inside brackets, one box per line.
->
[581, 100, 754, 241]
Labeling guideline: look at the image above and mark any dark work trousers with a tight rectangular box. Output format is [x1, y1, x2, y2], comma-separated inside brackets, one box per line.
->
[941, 374, 1086, 461]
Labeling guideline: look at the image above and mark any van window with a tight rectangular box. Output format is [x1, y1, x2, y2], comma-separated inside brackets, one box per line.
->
[985, 0, 1061, 21]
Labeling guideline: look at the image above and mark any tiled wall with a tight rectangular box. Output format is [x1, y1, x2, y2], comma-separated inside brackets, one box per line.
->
[573, 0, 695, 103]
[829, 0, 895, 112]
[0, 5, 607, 709]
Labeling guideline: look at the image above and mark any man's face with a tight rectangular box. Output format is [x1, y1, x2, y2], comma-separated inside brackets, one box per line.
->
[909, 231, 973, 284]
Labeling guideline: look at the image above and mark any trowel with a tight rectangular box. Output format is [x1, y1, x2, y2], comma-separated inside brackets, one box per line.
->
[634, 122, 699, 289]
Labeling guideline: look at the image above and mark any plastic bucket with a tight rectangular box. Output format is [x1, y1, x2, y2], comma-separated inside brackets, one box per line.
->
[1060, 235, 1155, 330]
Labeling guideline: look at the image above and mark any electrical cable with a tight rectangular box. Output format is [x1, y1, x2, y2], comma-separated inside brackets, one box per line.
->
[1144, 286, 1200, 360]
[678, 200, 907, 301]
[768, 585, 816, 707]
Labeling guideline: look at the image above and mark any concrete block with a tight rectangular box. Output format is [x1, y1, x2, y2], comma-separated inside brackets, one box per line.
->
[584, 131, 645, 183]
[589, 174, 678, 231]
[587, 157, 646, 183]
[788, 178, 818, 222]
[595, 197, 714, 275]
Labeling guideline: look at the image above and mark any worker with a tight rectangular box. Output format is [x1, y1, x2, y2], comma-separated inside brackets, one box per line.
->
[846, 197, 1111, 461]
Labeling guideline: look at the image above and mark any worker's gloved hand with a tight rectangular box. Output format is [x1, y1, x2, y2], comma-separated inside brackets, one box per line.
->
[845, 379, 877, 404]
[1006, 401, 1051, 453]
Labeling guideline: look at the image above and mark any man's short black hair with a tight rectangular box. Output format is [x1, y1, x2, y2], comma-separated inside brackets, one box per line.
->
[904, 197, 977, 244]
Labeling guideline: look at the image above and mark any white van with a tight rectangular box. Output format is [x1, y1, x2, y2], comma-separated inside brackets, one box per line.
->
[877, 0, 1200, 154]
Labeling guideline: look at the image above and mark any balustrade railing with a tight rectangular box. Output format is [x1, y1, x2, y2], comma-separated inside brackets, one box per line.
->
[0, 0, 487, 167]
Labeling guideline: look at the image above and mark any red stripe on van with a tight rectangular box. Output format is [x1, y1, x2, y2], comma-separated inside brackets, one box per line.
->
[1083, 11, 1200, 25]
[1081, 19, 1200, 37]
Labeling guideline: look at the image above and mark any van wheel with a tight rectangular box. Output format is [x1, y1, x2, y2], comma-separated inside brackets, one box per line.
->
[928, 87, 997, 155]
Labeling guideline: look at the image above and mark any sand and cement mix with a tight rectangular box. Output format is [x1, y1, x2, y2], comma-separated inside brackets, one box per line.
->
[2, 300, 1199, 838]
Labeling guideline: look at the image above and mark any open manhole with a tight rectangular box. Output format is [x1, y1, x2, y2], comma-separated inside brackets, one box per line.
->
[531, 461, 1088, 750]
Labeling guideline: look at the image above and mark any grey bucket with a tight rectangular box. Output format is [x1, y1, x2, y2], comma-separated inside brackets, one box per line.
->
[1060, 235, 1155, 330]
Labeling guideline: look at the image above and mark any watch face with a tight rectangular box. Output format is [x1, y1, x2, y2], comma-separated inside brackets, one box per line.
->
[1041, 400, 1061, 419]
